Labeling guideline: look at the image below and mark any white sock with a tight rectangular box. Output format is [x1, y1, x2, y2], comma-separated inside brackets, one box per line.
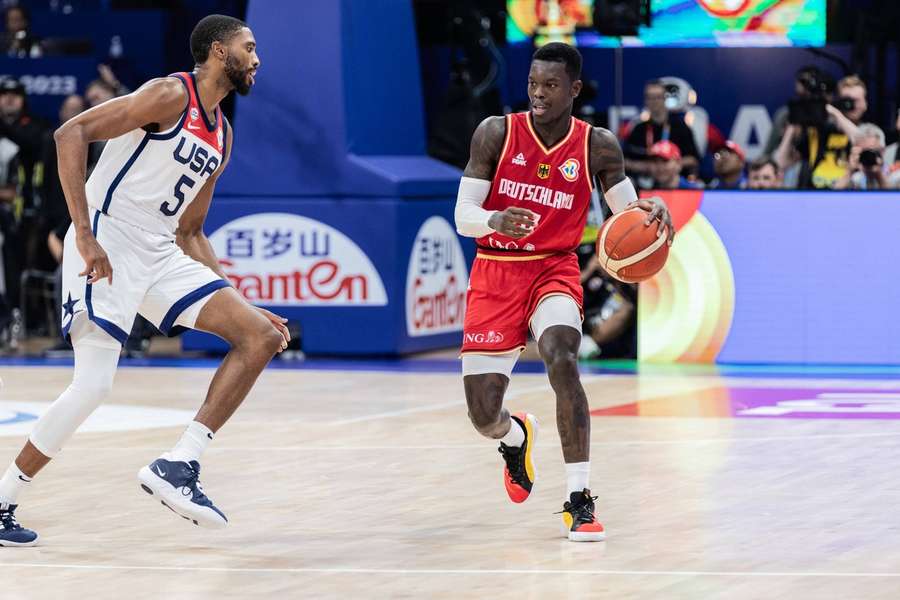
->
[499, 415, 526, 447]
[565, 462, 590, 497]
[169, 421, 214, 464]
[0, 462, 31, 505]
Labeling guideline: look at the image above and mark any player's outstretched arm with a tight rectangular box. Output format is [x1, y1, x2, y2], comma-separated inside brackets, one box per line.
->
[455, 116, 536, 239]
[591, 127, 674, 245]
[54, 78, 188, 283]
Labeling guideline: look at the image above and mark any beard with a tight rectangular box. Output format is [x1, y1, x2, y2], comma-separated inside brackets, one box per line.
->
[224, 53, 252, 96]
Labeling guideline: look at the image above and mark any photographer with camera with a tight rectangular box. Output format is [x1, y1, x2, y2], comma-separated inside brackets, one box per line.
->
[774, 69, 861, 189]
[833, 124, 890, 190]
[834, 75, 868, 127]
[764, 66, 825, 159]
[623, 79, 700, 189]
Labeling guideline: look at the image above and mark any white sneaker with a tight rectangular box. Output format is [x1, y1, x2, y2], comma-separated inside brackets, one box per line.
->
[138, 455, 227, 529]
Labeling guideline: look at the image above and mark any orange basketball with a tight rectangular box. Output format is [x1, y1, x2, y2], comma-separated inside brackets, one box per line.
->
[596, 208, 670, 283]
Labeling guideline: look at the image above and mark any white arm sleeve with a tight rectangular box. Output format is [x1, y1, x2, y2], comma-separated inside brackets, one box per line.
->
[603, 178, 639, 214]
[454, 176, 495, 238]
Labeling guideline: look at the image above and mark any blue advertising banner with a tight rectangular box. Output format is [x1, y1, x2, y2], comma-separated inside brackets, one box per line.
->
[182, 197, 473, 356]
[639, 190, 900, 365]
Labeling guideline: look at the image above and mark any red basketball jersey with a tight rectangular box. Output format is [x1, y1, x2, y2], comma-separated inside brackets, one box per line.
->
[478, 112, 594, 255]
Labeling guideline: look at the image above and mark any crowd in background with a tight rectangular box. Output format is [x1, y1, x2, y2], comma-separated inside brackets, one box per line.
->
[621, 70, 896, 191]
[0, 2, 133, 353]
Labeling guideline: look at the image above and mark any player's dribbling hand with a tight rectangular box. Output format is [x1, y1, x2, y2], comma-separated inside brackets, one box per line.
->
[488, 207, 538, 239]
[255, 307, 290, 352]
[625, 196, 675, 246]
[76, 230, 114, 284]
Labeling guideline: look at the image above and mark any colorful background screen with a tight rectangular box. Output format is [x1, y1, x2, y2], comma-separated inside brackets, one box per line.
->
[506, 0, 826, 48]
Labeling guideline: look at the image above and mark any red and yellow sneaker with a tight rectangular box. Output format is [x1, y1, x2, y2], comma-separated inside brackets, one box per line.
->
[560, 489, 606, 542]
[497, 413, 538, 503]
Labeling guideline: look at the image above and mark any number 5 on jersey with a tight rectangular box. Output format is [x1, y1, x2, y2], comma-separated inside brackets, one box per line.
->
[160, 174, 195, 216]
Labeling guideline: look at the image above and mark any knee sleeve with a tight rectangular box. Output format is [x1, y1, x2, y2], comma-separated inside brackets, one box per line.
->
[461, 350, 520, 379]
[529, 295, 582, 344]
[68, 312, 122, 350]
[28, 334, 120, 457]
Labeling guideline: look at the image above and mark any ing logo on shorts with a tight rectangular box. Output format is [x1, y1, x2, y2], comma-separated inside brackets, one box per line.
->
[464, 330, 505, 344]
[559, 158, 580, 182]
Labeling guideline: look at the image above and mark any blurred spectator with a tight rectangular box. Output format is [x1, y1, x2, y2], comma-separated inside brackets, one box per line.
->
[835, 75, 868, 127]
[0, 78, 48, 210]
[623, 80, 700, 189]
[834, 123, 893, 190]
[648, 141, 703, 190]
[0, 78, 48, 312]
[85, 78, 118, 108]
[577, 252, 636, 360]
[2, 5, 41, 58]
[764, 66, 827, 159]
[83, 77, 125, 172]
[747, 157, 782, 189]
[41, 94, 85, 249]
[709, 140, 747, 189]
[97, 64, 131, 97]
[774, 101, 859, 189]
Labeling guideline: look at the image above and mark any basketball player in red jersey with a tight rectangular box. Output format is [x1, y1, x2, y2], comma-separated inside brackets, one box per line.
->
[454, 43, 673, 541]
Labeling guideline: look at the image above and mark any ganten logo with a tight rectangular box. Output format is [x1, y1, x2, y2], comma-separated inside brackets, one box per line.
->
[210, 213, 388, 306]
[406, 217, 468, 337]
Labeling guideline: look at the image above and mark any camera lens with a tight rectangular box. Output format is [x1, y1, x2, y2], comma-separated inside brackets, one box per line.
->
[860, 149, 880, 168]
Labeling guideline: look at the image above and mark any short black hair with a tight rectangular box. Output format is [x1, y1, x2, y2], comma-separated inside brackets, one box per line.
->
[190, 14, 248, 64]
[749, 157, 779, 174]
[532, 42, 582, 81]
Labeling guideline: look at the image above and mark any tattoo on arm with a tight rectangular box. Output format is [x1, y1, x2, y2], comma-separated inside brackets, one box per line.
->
[462, 116, 506, 180]
[590, 127, 627, 191]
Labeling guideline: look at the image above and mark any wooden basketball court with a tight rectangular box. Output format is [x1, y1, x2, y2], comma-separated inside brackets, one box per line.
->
[0, 359, 899, 599]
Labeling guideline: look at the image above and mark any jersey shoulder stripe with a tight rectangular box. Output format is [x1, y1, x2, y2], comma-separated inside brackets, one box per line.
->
[99, 75, 190, 214]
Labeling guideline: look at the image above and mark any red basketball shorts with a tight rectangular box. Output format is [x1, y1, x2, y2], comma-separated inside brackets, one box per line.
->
[461, 250, 583, 355]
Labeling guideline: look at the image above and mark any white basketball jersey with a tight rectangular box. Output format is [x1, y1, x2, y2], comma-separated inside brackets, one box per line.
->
[85, 72, 226, 236]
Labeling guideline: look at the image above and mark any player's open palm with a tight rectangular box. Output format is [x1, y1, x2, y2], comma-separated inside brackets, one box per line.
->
[76, 231, 113, 284]
[489, 207, 538, 239]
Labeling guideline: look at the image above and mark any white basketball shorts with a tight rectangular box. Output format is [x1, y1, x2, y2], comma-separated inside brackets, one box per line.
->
[60, 209, 229, 347]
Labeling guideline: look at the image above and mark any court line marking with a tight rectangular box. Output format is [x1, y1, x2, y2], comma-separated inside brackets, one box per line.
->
[328, 376, 609, 425]
[3, 430, 900, 453]
[0, 563, 899, 578]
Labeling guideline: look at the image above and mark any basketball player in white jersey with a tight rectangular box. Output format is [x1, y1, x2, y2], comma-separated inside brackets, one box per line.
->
[0, 15, 288, 545]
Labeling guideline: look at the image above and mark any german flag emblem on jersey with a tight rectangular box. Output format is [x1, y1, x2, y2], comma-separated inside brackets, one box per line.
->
[537, 163, 551, 179]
